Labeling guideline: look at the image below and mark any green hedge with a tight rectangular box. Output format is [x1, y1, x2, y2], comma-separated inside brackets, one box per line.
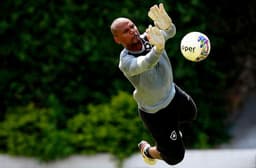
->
[67, 91, 151, 160]
[0, 103, 74, 160]
[0, 91, 152, 161]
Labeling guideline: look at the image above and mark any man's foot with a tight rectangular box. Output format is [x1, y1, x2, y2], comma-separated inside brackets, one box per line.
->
[138, 140, 157, 165]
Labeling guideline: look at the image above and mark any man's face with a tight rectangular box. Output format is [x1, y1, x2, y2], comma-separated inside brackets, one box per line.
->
[113, 19, 141, 48]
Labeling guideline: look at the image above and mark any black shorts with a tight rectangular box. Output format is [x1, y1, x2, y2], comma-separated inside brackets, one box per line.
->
[138, 84, 197, 165]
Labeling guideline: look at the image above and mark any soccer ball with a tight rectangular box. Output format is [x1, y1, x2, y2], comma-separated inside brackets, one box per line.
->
[180, 32, 211, 62]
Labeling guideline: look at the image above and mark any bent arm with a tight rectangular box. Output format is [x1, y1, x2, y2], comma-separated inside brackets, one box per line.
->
[119, 24, 176, 77]
[161, 23, 176, 41]
[119, 48, 162, 77]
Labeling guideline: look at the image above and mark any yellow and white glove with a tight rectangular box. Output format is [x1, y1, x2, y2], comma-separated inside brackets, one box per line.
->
[148, 3, 172, 30]
[146, 25, 165, 52]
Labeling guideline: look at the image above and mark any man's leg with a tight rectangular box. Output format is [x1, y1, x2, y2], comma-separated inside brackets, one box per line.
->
[174, 84, 198, 123]
[138, 140, 159, 165]
[138, 107, 185, 165]
[138, 129, 185, 166]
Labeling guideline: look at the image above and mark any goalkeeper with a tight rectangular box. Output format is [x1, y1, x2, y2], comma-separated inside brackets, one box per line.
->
[110, 3, 197, 166]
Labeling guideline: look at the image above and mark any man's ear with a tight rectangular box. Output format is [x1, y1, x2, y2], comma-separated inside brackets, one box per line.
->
[114, 36, 121, 44]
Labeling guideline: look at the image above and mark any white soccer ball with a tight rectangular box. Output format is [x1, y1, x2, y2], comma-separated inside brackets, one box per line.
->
[180, 32, 211, 62]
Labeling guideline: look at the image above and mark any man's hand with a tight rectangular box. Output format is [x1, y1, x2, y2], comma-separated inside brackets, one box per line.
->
[148, 3, 172, 30]
[146, 25, 165, 52]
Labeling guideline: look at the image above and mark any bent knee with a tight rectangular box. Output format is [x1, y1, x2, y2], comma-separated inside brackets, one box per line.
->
[161, 149, 185, 165]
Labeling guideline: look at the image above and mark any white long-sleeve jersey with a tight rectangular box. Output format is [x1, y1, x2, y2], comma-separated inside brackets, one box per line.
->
[119, 24, 176, 113]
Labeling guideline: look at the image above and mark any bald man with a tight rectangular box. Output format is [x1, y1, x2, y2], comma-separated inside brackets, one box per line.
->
[110, 4, 197, 166]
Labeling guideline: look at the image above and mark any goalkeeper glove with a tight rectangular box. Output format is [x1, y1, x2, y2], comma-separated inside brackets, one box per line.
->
[148, 3, 172, 30]
[146, 25, 165, 52]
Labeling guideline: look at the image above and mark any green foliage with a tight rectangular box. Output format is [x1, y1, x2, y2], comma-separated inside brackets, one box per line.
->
[0, 92, 151, 161]
[0, 103, 74, 161]
[67, 91, 151, 160]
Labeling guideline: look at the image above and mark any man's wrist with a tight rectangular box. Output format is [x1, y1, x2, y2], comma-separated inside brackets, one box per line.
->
[154, 46, 164, 52]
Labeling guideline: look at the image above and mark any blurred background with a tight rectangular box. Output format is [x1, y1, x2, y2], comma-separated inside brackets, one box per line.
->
[0, 0, 255, 167]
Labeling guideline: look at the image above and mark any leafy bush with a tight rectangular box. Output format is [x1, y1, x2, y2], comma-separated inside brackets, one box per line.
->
[67, 91, 151, 160]
[0, 103, 74, 161]
[0, 92, 152, 161]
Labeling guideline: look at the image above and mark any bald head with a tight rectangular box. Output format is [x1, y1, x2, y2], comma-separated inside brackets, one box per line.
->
[110, 17, 132, 36]
[110, 17, 141, 50]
